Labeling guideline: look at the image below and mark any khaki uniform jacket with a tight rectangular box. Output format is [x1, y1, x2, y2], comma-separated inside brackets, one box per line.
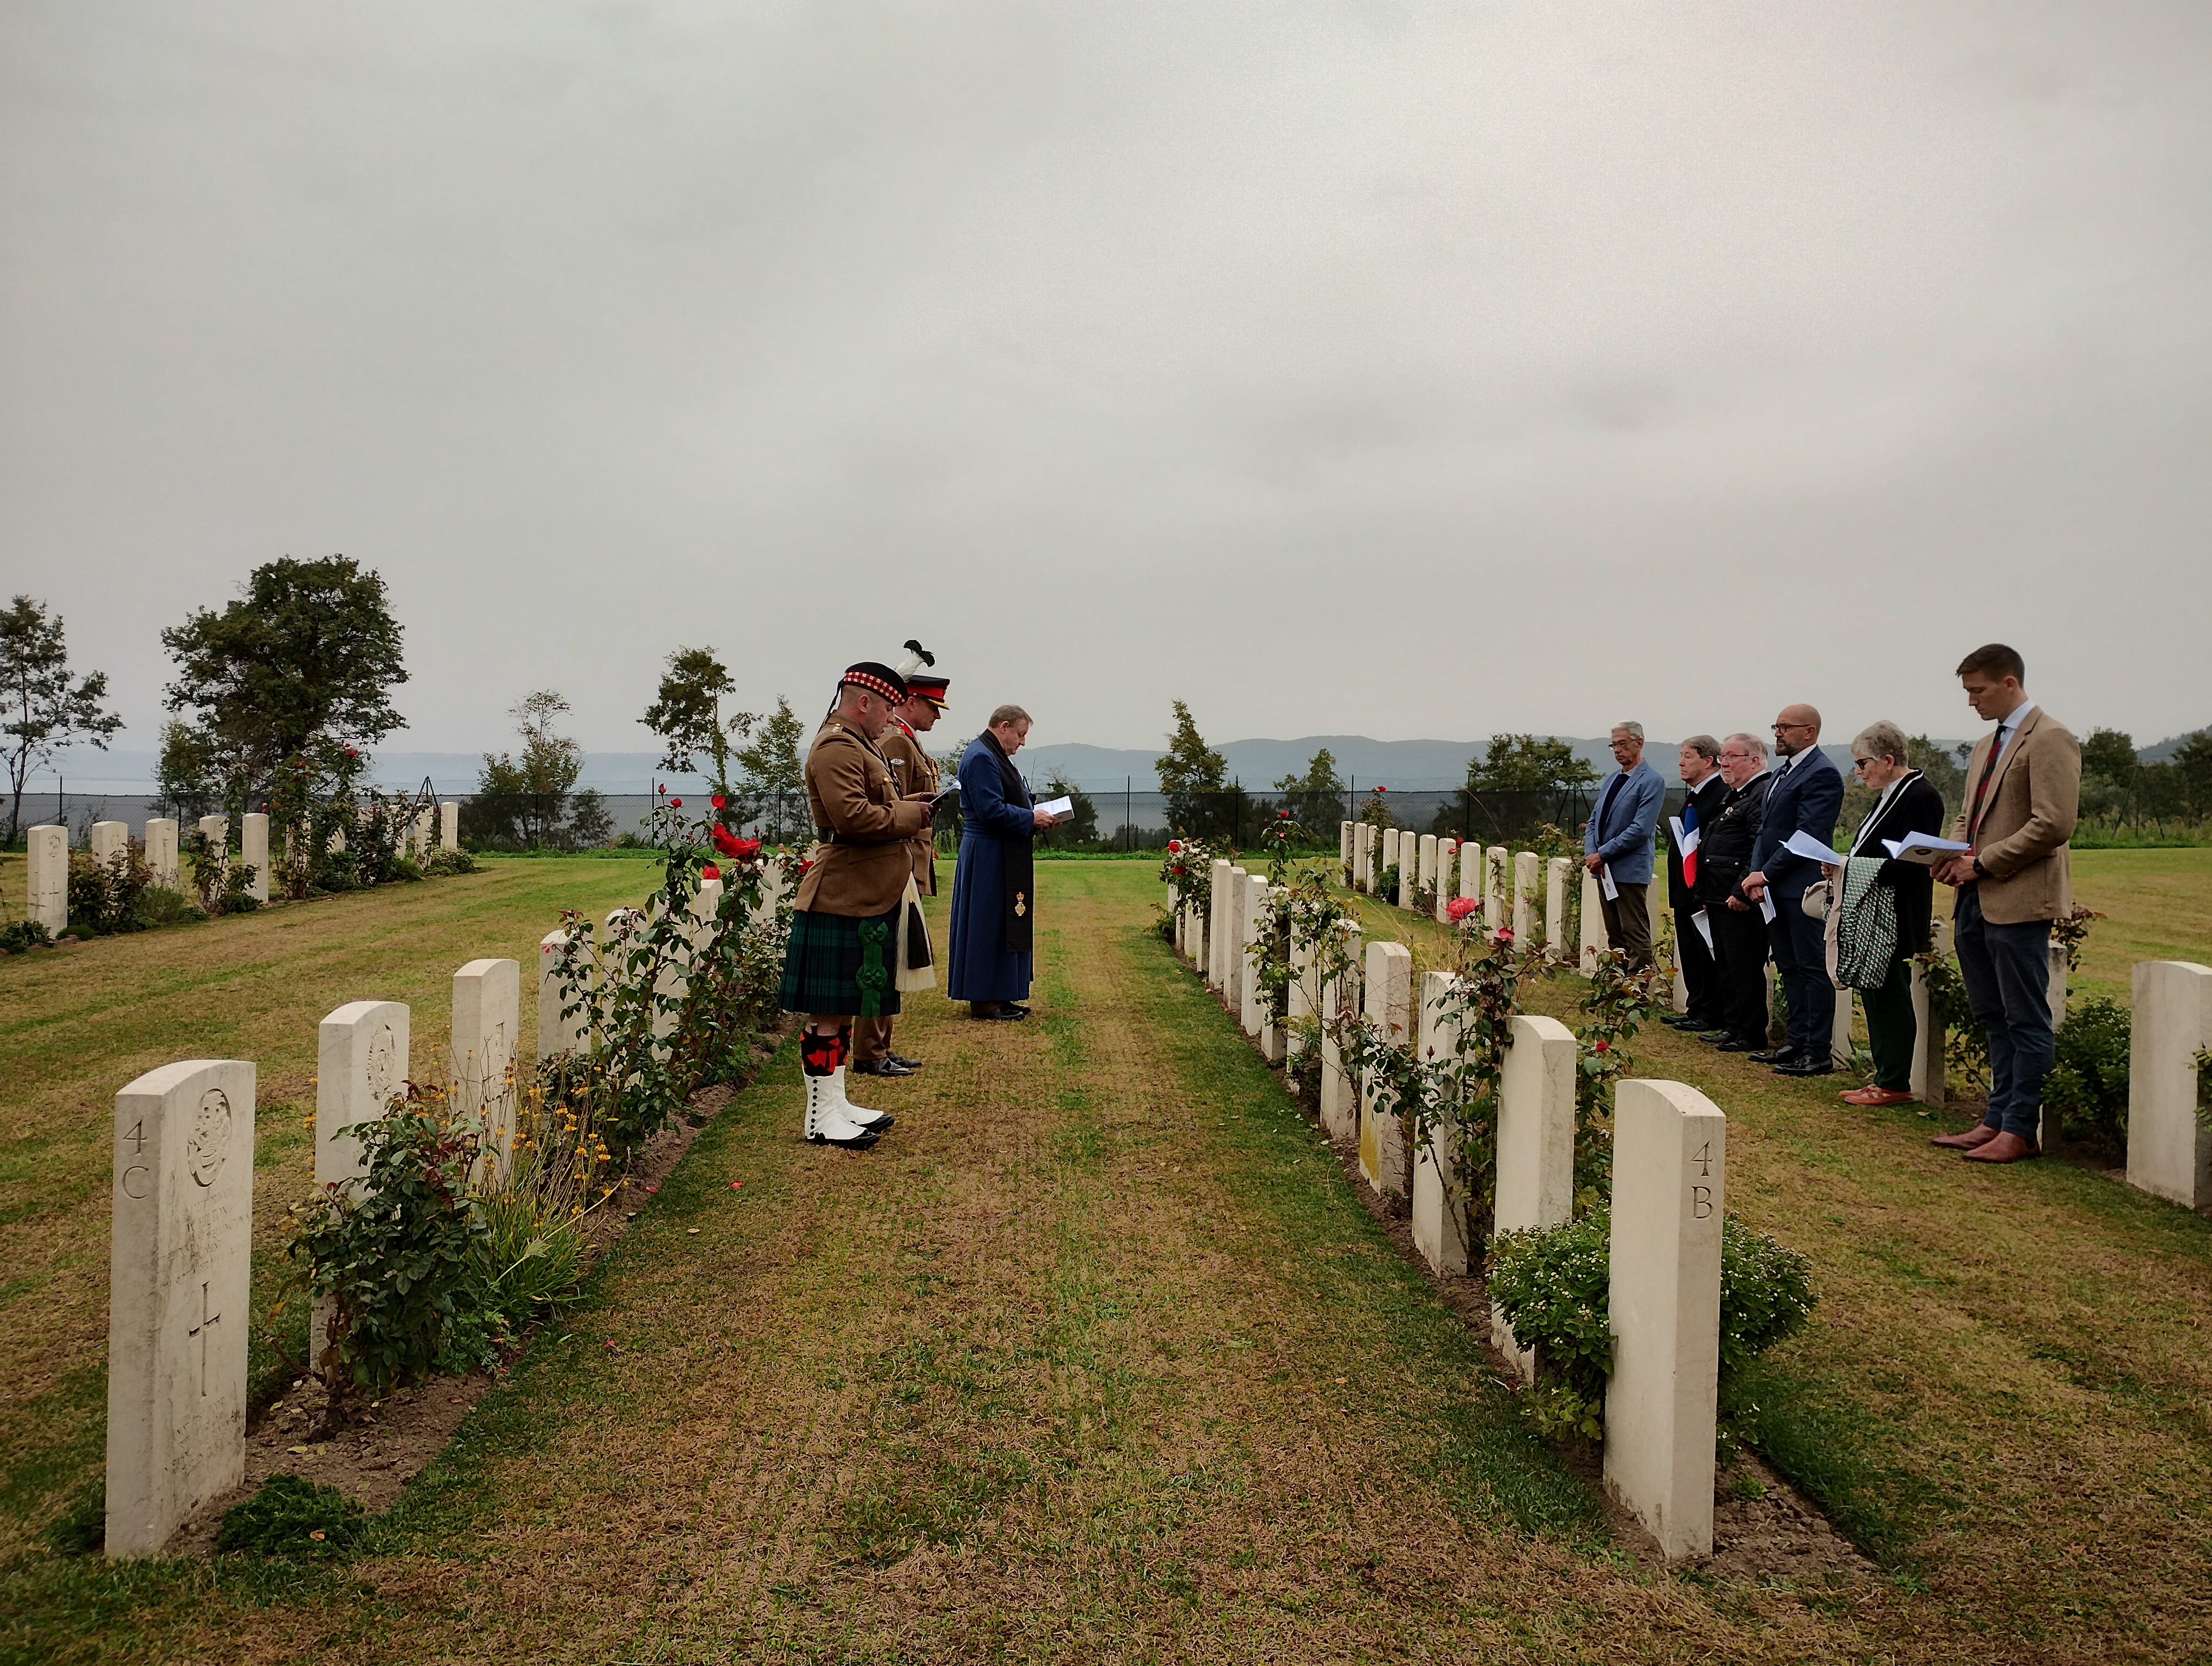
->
[1949, 706, 2080, 926]
[875, 720, 942, 895]
[794, 720, 931, 918]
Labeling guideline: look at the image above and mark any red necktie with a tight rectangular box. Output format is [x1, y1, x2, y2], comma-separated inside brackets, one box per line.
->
[1965, 723, 2007, 837]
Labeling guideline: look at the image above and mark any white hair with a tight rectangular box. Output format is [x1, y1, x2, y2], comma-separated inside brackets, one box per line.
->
[1611, 721, 1645, 742]
[1725, 731, 1769, 761]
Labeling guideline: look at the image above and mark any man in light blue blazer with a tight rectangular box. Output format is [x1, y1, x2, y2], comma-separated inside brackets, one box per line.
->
[1581, 721, 1667, 971]
[1744, 703, 1844, 1076]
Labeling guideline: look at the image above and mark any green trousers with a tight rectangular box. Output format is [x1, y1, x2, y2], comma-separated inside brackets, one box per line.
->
[1862, 950, 1917, 1091]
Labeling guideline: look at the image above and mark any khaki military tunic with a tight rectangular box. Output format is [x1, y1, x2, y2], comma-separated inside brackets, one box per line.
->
[875, 719, 942, 895]
[793, 720, 930, 918]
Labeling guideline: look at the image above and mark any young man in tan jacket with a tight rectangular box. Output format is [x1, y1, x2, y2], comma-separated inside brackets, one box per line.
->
[775, 662, 935, 1149]
[851, 671, 948, 1077]
[1930, 643, 2081, 1165]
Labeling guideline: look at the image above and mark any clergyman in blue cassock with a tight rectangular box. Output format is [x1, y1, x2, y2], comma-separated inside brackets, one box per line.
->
[947, 712, 1043, 1017]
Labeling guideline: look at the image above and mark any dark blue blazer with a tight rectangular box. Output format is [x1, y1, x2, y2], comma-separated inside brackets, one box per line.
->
[1747, 751, 1843, 899]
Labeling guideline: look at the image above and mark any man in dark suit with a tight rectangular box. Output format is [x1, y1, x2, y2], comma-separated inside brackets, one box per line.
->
[1693, 733, 1774, 1051]
[1661, 735, 1730, 1033]
[1744, 703, 1844, 1077]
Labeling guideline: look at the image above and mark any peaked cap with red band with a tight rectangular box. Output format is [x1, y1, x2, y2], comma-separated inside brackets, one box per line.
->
[839, 661, 910, 704]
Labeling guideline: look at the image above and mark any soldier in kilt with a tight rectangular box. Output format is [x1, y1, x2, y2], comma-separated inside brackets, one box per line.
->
[851, 655, 948, 1077]
[778, 661, 937, 1149]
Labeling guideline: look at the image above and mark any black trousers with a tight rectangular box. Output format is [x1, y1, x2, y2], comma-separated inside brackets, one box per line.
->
[1675, 904, 1724, 1027]
[1767, 894, 1837, 1062]
[1708, 901, 1771, 1044]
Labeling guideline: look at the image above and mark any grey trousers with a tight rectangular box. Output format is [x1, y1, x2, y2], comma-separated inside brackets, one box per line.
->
[1599, 882, 1654, 973]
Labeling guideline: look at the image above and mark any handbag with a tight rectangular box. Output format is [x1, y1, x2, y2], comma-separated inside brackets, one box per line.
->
[1800, 879, 1831, 921]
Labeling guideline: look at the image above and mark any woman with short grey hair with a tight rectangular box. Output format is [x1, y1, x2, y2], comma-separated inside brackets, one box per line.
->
[1826, 721, 1947, 1107]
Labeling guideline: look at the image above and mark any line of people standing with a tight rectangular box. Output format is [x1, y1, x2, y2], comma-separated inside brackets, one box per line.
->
[1589, 642, 2080, 1166]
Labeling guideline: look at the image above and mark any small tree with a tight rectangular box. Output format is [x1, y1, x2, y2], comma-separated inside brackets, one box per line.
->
[1158, 700, 1230, 841]
[153, 720, 221, 824]
[732, 696, 807, 842]
[1275, 746, 1349, 843]
[641, 646, 755, 801]
[476, 691, 583, 848]
[1465, 733, 1596, 794]
[0, 596, 124, 843]
[159, 556, 407, 815]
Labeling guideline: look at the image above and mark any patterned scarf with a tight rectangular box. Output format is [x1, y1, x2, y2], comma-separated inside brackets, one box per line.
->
[1834, 856, 1899, 990]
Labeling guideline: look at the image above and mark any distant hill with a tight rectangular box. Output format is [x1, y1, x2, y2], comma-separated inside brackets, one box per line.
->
[2140, 727, 2209, 764]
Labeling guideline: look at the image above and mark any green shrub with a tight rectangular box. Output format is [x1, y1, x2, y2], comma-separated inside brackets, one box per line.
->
[131, 884, 207, 928]
[67, 848, 153, 934]
[422, 845, 479, 876]
[286, 1094, 488, 1400]
[1487, 1209, 1817, 1450]
[2043, 996, 2131, 1149]
[0, 918, 54, 954]
[216, 1472, 364, 1557]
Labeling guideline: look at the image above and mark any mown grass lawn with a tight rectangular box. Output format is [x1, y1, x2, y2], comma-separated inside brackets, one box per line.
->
[3, 854, 2210, 1661]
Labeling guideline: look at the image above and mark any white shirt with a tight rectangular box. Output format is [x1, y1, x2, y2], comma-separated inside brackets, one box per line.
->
[1992, 700, 2036, 759]
[1849, 770, 1920, 857]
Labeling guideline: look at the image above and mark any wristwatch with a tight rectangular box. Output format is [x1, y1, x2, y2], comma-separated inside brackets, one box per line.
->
[1971, 856, 1988, 878]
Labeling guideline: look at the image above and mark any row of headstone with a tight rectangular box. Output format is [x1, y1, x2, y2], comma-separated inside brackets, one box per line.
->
[107, 951, 523, 1554]
[1339, 821, 1578, 963]
[1185, 849, 1731, 1559]
[25, 803, 462, 933]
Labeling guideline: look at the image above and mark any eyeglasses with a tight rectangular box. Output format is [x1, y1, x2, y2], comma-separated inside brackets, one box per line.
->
[1773, 721, 1814, 733]
[1851, 757, 1877, 770]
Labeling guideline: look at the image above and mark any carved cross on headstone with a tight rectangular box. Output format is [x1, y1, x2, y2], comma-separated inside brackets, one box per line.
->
[188, 1280, 219, 1396]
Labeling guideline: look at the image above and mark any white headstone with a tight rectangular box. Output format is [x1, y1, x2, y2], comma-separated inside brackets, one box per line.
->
[1580, 867, 1607, 972]
[1546, 856, 1571, 959]
[2048, 942, 2069, 1033]
[1418, 834, 1438, 897]
[1491, 1014, 1578, 1377]
[1287, 919, 1316, 1059]
[1354, 823, 1370, 891]
[89, 820, 128, 865]
[1340, 821, 1354, 881]
[106, 1059, 254, 1557]
[412, 808, 434, 861]
[2125, 960, 2212, 1209]
[1411, 970, 1468, 1276]
[439, 802, 459, 850]
[1458, 843, 1481, 909]
[144, 818, 180, 889]
[1320, 922, 1362, 1141]
[312, 1002, 407, 1369]
[1358, 940, 1413, 1197]
[453, 958, 520, 1182]
[240, 813, 270, 903]
[1396, 844, 1417, 910]
[1240, 873, 1269, 1039]
[1224, 868, 1250, 1013]
[1208, 858, 1233, 990]
[1435, 840, 1457, 924]
[196, 815, 228, 892]
[1831, 988, 1856, 1069]
[1483, 845, 1506, 930]
[1604, 1079, 1725, 1561]
[1908, 943, 1946, 1107]
[26, 824, 67, 932]
[1512, 851, 1538, 946]
[538, 927, 590, 1060]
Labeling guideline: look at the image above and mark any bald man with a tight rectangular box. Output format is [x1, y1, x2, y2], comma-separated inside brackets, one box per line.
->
[1742, 702, 1844, 1077]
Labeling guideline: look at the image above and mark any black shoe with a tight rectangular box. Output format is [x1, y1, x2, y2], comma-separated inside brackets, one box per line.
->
[1661, 1013, 1703, 1029]
[1748, 1048, 1799, 1066]
[851, 1056, 913, 1078]
[1774, 1059, 1835, 1077]
[1695, 1030, 1734, 1045]
[974, 1004, 1026, 1021]
[1714, 1037, 1761, 1053]
[888, 1053, 924, 1070]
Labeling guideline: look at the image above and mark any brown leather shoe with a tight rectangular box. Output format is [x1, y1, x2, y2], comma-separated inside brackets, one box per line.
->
[1960, 1130, 2039, 1163]
[1842, 1087, 1915, 1107]
[1931, 1124, 2000, 1150]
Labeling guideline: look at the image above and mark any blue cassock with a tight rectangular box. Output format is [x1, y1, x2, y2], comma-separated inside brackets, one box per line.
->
[946, 735, 1035, 1003]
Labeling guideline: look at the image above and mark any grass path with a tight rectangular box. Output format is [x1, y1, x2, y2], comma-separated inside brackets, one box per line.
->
[8, 858, 2212, 1659]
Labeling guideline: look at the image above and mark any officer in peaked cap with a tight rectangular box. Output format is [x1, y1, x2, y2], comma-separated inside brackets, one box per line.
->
[852, 641, 949, 1078]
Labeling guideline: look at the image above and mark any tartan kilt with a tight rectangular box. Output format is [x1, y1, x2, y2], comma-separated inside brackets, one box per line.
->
[779, 904, 905, 1018]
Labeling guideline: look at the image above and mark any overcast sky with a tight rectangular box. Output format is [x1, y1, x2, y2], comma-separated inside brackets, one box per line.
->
[5, 2, 2209, 761]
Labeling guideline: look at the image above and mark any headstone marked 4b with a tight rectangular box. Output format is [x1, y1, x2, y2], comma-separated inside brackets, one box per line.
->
[106, 1059, 255, 1557]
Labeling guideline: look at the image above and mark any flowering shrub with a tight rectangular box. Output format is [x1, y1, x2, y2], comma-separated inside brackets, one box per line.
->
[1571, 947, 1668, 1208]
[1159, 837, 1215, 934]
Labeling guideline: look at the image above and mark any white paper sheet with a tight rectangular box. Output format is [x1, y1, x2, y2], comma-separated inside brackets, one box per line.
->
[1599, 863, 1619, 901]
[1783, 830, 1849, 867]
[1882, 834, 1971, 866]
[1758, 892, 1777, 924]
[1691, 908, 1714, 952]
[1034, 795, 1074, 817]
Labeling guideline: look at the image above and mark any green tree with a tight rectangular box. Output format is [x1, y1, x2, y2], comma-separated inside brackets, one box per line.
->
[476, 690, 583, 848]
[1275, 746, 1348, 842]
[2172, 731, 2212, 820]
[0, 596, 124, 842]
[733, 696, 807, 841]
[1465, 733, 1596, 794]
[160, 556, 407, 812]
[641, 646, 756, 789]
[2080, 728, 2139, 781]
[1157, 700, 1231, 839]
[153, 720, 221, 824]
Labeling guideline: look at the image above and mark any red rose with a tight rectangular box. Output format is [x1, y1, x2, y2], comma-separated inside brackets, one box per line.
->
[1447, 896, 1479, 922]
[1594, 1040, 1610, 1053]
[701, 864, 721, 881]
[1168, 840, 1182, 853]
[1496, 928, 1514, 942]
[712, 793, 726, 809]
[658, 785, 667, 794]
[670, 797, 682, 808]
